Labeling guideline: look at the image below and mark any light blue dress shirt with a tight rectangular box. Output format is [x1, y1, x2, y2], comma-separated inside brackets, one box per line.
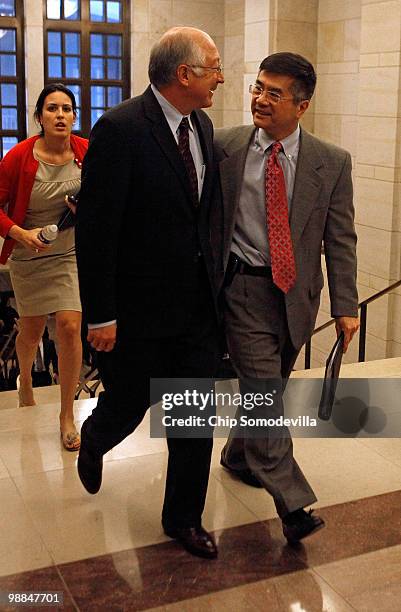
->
[231, 125, 300, 267]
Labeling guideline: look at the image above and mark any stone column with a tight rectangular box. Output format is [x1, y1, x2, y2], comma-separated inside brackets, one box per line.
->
[310, 0, 362, 367]
[131, 0, 150, 96]
[243, 0, 318, 126]
[132, 0, 225, 126]
[354, 0, 401, 359]
[24, 0, 45, 136]
[223, 0, 245, 127]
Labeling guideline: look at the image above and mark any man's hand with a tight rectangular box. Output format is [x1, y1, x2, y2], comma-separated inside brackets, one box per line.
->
[87, 323, 117, 352]
[335, 316, 360, 353]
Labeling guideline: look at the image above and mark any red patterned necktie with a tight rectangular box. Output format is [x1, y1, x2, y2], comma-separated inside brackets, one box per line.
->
[178, 117, 199, 207]
[265, 141, 296, 293]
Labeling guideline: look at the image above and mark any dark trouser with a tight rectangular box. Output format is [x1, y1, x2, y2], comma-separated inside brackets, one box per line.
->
[82, 280, 220, 529]
[222, 269, 316, 518]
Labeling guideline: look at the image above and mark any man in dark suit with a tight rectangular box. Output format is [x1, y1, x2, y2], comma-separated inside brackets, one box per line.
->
[75, 27, 224, 559]
[213, 53, 359, 544]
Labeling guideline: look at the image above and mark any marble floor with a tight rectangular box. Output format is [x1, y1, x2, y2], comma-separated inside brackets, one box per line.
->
[0, 359, 400, 611]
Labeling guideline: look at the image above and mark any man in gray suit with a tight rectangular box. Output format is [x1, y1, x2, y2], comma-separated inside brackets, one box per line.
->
[214, 52, 359, 543]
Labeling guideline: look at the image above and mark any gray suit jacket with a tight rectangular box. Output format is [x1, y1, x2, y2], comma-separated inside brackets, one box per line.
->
[213, 125, 358, 350]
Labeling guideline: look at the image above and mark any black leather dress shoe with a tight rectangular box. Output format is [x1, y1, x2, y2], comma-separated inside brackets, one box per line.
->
[282, 509, 325, 544]
[164, 526, 218, 559]
[220, 456, 263, 488]
[77, 434, 103, 495]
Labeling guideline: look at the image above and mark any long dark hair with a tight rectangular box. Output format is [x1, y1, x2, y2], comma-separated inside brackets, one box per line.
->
[33, 83, 77, 135]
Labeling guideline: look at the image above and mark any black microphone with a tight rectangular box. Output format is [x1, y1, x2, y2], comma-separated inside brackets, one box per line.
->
[58, 194, 79, 231]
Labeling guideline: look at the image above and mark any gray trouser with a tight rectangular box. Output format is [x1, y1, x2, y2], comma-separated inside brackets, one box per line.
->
[222, 271, 317, 518]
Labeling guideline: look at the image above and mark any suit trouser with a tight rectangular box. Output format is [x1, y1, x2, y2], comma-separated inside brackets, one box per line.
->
[82, 283, 220, 529]
[222, 271, 317, 518]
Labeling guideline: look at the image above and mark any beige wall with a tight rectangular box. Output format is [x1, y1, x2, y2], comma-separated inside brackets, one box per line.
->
[22, 0, 226, 134]
[307, 0, 363, 367]
[311, 0, 401, 367]
[355, 0, 401, 362]
[242, 0, 318, 127]
[24, 0, 45, 136]
[222, 0, 401, 367]
[223, 0, 245, 127]
[132, 0, 225, 126]
[12, 0, 401, 367]
[315, 0, 361, 157]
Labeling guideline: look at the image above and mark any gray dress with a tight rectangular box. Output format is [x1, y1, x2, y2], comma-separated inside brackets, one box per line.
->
[9, 154, 81, 316]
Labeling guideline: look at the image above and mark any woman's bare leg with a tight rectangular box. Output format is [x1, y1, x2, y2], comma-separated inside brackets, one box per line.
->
[55, 310, 82, 448]
[15, 316, 47, 406]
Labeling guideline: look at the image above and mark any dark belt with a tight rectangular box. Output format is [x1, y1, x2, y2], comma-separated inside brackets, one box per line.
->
[224, 253, 272, 288]
[237, 260, 272, 277]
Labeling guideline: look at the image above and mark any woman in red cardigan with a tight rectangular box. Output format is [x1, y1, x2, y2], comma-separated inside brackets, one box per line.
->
[0, 83, 88, 451]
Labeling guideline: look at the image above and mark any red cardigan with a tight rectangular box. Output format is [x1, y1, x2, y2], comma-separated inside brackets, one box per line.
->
[0, 134, 88, 264]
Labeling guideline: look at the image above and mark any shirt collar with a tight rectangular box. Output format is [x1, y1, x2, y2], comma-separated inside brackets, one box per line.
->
[151, 84, 195, 135]
[256, 124, 300, 160]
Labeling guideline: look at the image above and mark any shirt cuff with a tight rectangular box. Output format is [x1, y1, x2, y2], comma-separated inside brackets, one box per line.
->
[87, 320, 116, 329]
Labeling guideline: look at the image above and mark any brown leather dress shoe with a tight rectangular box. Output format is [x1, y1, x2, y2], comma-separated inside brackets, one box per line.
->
[77, 425, 103, 494]
[164, 525, 218, 559]
[282, 509, 325, 544]
[220, 455, 263, 488]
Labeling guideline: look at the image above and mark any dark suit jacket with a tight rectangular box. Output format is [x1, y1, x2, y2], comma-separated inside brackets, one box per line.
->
[213, 126, 358, 350]
[76, 86, 217, 338]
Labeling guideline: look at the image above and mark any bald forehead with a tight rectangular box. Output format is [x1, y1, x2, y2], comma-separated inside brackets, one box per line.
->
[162, 26, 214, 47]
[190, 29, 214, 48]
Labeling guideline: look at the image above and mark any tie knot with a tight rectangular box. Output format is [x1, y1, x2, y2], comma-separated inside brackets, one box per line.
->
[271, 141, 283, 155]
[179, 117, 190, 132]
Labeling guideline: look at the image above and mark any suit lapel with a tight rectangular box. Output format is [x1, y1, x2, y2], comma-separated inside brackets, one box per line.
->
[143, 86, 194, 205]
[219, 126, 255, 269]
[290, 129, 324, 249]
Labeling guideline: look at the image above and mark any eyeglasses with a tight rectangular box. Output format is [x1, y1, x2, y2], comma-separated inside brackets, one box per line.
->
[188, 64, 224, 74]
[248, 84, 293, 104]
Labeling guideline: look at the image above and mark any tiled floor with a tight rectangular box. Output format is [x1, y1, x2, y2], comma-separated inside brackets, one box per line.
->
[0, 359, 400, 610]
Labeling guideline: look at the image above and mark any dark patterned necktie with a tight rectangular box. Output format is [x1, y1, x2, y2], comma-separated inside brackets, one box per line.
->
[178, 117, 199, 206]
[265, 141, 296, 293]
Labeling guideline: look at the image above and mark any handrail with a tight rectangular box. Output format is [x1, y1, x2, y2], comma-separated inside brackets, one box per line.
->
[304, 278, 401, 369]
[75, 279, 401, 396]
[359, 279, 401, 307]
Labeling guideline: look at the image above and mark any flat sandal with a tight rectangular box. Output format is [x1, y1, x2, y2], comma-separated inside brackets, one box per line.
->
[60, 430, 81, 452]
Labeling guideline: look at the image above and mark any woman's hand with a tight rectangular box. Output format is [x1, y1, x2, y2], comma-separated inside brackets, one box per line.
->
[7, 225, 50, 253]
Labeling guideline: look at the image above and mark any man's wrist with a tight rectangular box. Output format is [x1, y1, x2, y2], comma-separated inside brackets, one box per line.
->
[87, 320, 116, 329]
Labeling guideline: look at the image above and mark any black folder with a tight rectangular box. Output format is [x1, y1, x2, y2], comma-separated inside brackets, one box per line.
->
[318, 331, 344, 421]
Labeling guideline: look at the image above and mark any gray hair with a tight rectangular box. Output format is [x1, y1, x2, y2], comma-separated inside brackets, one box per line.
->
[148, 30, 207, 88]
